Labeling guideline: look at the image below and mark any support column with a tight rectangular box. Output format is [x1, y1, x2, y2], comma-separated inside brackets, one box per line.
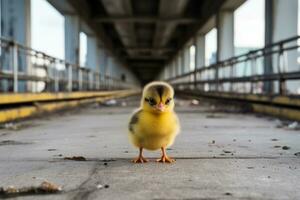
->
[86, 36, 98, 71]
[179, 49, 185, 75]
[98, 47, 107, 75]
[272, 0, 297, 72]
[264, 0, 274, 93]
[65, 15, 80, 65]
[1, 0, 31, 92]
[184, 47, 190, 73]
[265, 0, 298, 93]
[217, 10, 234, 61]
[176, 54, 181, 76]
[195, 35, 205, 68]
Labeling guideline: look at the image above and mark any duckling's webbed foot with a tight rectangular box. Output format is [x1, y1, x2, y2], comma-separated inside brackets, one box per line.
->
[156, 147, 175, 163]
[132, 147, 148, 163]
[132, 156, 148, 163]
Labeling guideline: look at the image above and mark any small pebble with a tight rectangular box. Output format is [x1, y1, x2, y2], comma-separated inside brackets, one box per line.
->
[294, 152, 300, 156]
[282, 146, 290, 150]
[104, 184, 109, 189]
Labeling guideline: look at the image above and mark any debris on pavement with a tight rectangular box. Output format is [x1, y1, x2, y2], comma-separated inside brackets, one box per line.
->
[64, 156, 87, 161]
[206, 114, 224, 118]
[295, 152, 300, 156]
[274, 145, 281, 148]
[190, 99, 199, 106]
[103, 99, 117, 106]
[0, 140, 32, 146]
[275, 120, 300, 130]
[223, 150, 231, 153]
[282, 146, 291, 150]
[0, 181, 62, 198]
[96, 184, 103, 189]
[274, 119, 289, 128]
[271, 138, 278, 141]
[104, 185, 110, 189]
[47, 149, 57, 151]
[287, 121, 300, 130]
[0, 122, 18, 130]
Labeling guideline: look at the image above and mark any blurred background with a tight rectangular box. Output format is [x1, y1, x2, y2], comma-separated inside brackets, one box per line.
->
[0, 0, 300, 122]
[0, 0, 299, 94]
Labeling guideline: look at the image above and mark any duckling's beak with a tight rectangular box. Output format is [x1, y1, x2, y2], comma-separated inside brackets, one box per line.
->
[156, 102, 165, 112]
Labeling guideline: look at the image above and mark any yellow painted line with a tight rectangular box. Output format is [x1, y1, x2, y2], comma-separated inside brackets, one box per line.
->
[0, 91, 139, 123]
[178, 90, 300, 121]
[0, 90, 140, 105]
[252, 104, 300, 121]
[185, 91, 300, 108]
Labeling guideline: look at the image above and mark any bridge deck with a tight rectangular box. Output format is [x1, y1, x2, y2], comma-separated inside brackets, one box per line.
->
[0, 96, 299, 200]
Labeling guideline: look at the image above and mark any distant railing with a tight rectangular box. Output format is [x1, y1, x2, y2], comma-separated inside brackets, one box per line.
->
[168, 36, 300, 96]
[0, 37, 137, 93]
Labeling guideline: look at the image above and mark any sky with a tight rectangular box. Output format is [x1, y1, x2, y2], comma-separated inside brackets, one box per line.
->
[31, 0, 65, 59]
[234, 0, 265, 48]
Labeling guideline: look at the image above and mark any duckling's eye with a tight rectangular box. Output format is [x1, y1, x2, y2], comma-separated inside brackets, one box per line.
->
[145, 97, 156, 106]
[165, 98, 172, 105]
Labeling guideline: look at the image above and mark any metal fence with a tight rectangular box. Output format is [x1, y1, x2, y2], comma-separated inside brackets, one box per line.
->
[168, 36, 300, 96]
[0, 37, 137, 93]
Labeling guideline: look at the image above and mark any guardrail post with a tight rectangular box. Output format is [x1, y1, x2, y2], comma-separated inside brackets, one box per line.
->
[78, 68, 82, 91]
[229, 59, 234, 92]
[89, 71, 93, 90]
[193, 69, 197, 90]
[278, 43, 286, 95]
[53, 60, 59, 92]
[96, 73, 100, 90]
[67, 64, 72, 92]
[215, 63, 220, 92]
[11, 42, 18, 93]
[250, 54, 256, 94]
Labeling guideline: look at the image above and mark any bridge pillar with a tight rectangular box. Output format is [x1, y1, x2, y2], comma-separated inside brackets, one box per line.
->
[265, 0, 298, 93]
[176, 54, 181, 76]
[86, 36, 99, 71]
[1, 0, 31, 92]
[65, 15, 80, 65]
[172, 60, 176, 78]
[217, 10, 234, 61]
[183, 47, 190, 73]
[195, 35, 205, 68]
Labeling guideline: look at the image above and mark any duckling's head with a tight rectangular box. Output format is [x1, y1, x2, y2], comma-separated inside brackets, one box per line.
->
[141, 81, 175, 113]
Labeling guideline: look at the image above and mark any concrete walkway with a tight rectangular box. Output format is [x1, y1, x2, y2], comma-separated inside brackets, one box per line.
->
[0, 96, 299, 200]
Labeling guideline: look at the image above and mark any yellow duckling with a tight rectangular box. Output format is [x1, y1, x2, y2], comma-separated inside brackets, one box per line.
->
[128, 81, 180, 163]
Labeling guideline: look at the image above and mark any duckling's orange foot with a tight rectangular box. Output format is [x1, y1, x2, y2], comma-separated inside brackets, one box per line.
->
[156, 156, 175, 163]
[132, 156, 148, 163]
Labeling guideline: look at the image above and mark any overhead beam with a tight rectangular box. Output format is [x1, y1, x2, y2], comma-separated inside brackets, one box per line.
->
[94, 16, 198, 24]
[119, 47, 175, 52]
[125, 55, 169, 60]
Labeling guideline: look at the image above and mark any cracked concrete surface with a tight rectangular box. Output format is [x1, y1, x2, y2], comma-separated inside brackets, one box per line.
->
[0, 96, 299, 199]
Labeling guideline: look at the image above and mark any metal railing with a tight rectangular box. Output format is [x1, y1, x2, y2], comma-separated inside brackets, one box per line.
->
[0, 37, 137, 93]
[168, 36, 300, 96]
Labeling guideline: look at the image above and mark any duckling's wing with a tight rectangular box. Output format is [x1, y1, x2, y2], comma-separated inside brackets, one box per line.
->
[128, 109, 142, 133]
